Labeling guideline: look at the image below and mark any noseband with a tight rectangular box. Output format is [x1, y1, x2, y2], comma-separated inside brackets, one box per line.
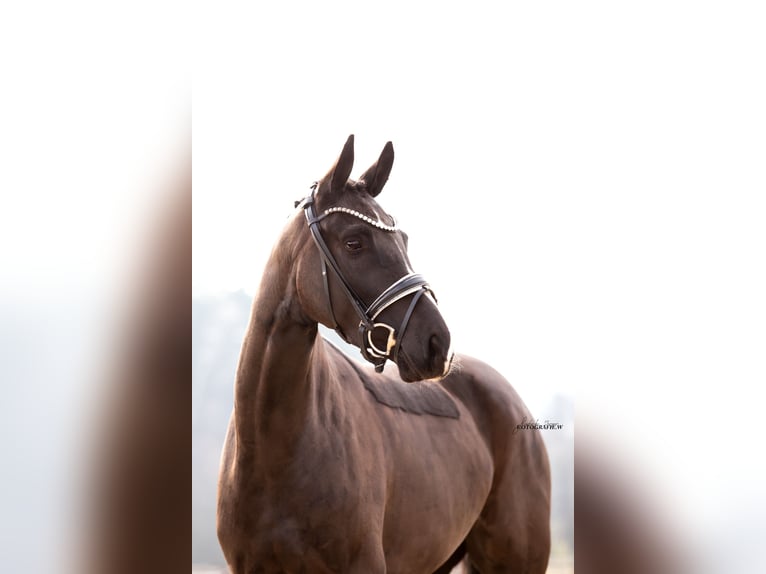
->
[298, 184, 436, 373]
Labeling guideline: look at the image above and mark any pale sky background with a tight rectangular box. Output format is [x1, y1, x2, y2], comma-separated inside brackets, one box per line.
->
[0, 1, 764, 571]
[192, 1, 766, 560]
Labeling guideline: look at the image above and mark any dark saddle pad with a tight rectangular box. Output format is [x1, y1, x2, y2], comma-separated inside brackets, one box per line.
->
[360, 374, 460, 419]
[324, 335, 460, 419]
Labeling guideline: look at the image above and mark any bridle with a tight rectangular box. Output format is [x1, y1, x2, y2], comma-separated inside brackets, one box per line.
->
[298, 183, 436, 373]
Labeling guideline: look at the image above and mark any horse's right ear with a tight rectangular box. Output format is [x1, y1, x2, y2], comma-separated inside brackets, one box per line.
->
[318, 135, 355, 197]
[359, 141, 394, 198]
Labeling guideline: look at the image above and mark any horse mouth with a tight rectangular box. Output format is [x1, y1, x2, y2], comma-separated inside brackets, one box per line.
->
[430, 351, 456, 381]
[398, 349, 455, 383]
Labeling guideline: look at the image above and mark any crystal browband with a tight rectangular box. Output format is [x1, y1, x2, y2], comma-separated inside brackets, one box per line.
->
[318, 206, 398, 232]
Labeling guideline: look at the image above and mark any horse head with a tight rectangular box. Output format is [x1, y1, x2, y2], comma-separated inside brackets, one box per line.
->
[294, 135, 452, 382]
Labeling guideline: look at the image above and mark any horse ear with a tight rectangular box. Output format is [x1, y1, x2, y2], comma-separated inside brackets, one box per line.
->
[359, 141, 394, 198]
[319, 134, 355, 197]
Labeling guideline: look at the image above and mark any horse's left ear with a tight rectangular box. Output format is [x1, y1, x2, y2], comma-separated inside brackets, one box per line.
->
[359, 141, 394, 198]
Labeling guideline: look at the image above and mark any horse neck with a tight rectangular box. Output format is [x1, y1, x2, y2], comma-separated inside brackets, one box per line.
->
[233, 222, 328, 456]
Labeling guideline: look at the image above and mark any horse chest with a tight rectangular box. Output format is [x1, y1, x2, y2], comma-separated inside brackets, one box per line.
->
[220, 490, 371, 574]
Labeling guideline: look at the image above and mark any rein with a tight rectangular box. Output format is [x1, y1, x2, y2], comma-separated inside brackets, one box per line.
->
[298, 184, 435, 373]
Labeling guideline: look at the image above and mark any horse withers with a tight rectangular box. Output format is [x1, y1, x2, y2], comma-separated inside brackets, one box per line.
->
[216, 136, 551, 573]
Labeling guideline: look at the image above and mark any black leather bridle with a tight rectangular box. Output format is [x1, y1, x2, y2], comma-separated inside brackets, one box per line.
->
[298, 184, 436, 373]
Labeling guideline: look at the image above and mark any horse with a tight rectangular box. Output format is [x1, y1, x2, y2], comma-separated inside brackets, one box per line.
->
[216, 136, 551, 573]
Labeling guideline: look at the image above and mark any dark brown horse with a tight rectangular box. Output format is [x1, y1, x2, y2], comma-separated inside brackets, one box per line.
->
[217, 136, 551, 573]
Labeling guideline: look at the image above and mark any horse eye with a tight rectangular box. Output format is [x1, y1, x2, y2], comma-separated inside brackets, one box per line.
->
[345, 239, 362, 252]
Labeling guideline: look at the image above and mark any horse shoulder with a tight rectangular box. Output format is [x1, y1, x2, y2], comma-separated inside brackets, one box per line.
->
[444, 355, 529, 423]
[444, 354, 549, 473]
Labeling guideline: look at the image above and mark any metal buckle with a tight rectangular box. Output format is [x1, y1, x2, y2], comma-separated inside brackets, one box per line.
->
[366, 323, 397, 359]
